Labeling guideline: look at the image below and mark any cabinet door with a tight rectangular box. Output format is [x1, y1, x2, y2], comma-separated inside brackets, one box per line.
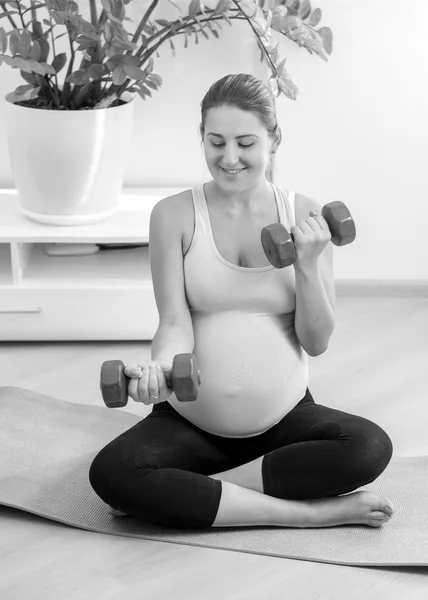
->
[0, 287, 159, 340]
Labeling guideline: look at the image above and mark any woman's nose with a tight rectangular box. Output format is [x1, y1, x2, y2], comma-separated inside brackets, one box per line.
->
[222, 144, 240, 166]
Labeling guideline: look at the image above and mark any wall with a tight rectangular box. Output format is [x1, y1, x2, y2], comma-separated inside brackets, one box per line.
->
[0, 1, 426, 281]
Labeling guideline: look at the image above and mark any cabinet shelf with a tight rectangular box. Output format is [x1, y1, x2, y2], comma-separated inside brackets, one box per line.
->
[0, 187, 186, 340]
[19, 244, 150, 289]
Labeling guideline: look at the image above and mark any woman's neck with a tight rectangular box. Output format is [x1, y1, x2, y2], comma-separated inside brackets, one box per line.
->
[206, 179, 273, 216]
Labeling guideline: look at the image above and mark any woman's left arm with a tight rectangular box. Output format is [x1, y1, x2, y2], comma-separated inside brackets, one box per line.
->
[292, 194, 336, 357]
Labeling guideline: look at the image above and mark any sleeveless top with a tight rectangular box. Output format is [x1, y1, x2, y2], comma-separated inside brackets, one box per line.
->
[167, 182, 309, 438]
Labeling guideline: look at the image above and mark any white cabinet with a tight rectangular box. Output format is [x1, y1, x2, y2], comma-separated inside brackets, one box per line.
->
[0, 187, 185, 340]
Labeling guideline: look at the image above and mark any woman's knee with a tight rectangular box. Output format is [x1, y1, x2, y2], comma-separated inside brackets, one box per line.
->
[352, 421, 393, 483]
[89, 441, 146, 508]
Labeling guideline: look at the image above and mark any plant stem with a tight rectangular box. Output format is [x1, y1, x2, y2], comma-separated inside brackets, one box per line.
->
[89, 0, 98, 27]
[16, 1, 26, 29]
[48, 14, 60, 106]
[129, 0, 161, 48]
[232, 1, 277, 75]
[0, 2, 18, 29]
[59, 27, 76, 107]
[112, 12, 246, 98]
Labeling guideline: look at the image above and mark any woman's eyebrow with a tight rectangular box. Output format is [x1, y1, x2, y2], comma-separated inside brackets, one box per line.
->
[207, 133, 259, 139]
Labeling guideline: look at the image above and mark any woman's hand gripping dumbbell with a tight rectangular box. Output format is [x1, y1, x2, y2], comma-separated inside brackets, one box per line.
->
[261, 201, 356, 269]
[100, 353, 201, 408]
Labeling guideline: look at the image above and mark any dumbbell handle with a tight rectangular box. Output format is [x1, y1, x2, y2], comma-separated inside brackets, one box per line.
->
[133, 357, 201, 402]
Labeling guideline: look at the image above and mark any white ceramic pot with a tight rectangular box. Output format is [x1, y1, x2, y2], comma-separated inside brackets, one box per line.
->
[4, 92, 135, 225]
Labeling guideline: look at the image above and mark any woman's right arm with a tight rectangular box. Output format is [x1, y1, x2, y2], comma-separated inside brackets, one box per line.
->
[148, 194, 195, 366]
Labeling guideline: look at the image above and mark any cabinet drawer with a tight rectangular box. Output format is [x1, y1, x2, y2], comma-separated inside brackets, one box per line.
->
[0, 287, 159, 340]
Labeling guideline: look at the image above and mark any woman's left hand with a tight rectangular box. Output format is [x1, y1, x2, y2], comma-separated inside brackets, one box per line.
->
[290, 209, 331, 271]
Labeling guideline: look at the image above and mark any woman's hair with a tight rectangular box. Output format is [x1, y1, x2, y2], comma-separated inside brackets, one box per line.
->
[200, 73, 281, 182]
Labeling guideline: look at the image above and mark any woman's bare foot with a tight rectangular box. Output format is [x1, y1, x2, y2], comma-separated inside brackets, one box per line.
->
[302, 491, 396, 528]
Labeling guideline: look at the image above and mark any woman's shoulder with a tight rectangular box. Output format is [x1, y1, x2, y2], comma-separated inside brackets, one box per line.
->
[152, 189, 195, 252]
[154, 188, 194, 223]
[158, 188, 193, 209]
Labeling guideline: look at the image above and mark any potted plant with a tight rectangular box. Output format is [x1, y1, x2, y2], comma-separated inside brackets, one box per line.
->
[0, 0, 332, 225]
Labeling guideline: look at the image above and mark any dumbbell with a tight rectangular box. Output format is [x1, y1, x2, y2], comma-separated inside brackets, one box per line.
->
[100, 353, 201, 408]
[261, 200, 356, 269]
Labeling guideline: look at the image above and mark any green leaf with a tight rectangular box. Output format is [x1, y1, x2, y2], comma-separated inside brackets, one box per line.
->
[25, 59, 47, 75]
[298, 0, 311, 20]
[15, 84, 36, 96]
[39, 61, 56, 75]
[66, 69, 92, 85]
[155, 19, 172, 28]
[223, 14, 232, 27]
[52, 52, 67, 73]
[32, 20, 44, 40]
[279, 71, 299, 98]
[76, 33, 101, 44]
[123, 64, 147, 80]
[138, 83, 152, 97]
[19, 70, 37, 85]
[111, 0, 126, 22]
[88, 64, 106, 80]
[101, 0, 114, 13]
[0, 27, 7, 53]
[9, 30, 22, 56]
[276, 57, 286, 77]
[147, 73, 162, 87]
[3, 56, 32, 73]
[213, 0, 232, 15]
[136, 87, 148, 101]
[318, 26, 332, 54]
[142, 24, 156, 36]
[309, 7, 321, 27]
[144, 78, 158, 90]
[38, 37, 50, 63]
[145, 57, 154, 74]
[20, 29, 32, 58]
[30, 41, 41, 62]
[188, 0, 201, 19]
[112, 65, 127, 85]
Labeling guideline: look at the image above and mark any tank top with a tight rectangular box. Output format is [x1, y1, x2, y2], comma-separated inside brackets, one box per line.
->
[167, 182, 309, 438]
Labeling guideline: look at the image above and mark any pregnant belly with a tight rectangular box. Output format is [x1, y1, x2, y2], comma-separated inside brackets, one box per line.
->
[168, 311, 309, 437]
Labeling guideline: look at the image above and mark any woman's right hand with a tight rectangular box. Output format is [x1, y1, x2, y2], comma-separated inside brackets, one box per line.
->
[124, 361, 173, 405]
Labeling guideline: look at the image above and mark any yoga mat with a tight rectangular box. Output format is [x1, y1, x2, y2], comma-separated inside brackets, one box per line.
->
[0, 385, 426, 567]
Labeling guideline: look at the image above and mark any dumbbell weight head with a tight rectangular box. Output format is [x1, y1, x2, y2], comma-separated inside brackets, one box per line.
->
[171, 353, 200, 402]
[321, 201, 356, 246]
[260, 223, 296, 269]
[100, 360, 128, 408]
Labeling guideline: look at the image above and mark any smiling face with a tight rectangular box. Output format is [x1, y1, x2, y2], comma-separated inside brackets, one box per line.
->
[202, 105, 274, 194]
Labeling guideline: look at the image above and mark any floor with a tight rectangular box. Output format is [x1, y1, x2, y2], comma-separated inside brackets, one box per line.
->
[0, 295, 427, 599]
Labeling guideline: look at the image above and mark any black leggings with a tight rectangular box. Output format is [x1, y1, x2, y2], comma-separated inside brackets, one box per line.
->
[89, 389, 393, 528]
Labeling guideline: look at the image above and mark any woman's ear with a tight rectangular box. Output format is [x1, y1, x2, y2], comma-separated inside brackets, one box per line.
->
[272, 125, 282, 153]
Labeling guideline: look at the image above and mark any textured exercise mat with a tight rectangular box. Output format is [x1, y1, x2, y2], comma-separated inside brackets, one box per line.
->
[0, 386, 426, 567]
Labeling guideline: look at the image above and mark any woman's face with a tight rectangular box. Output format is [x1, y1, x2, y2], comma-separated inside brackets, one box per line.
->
[202, 105, 272, 194]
